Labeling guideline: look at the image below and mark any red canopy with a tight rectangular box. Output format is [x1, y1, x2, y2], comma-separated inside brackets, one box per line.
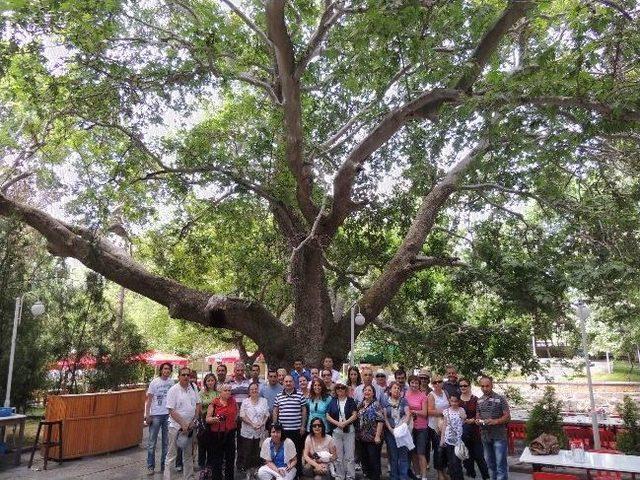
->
[54, 354, 98, 371]
[205, 350, 264, 365]
[135, 350, 189, 367]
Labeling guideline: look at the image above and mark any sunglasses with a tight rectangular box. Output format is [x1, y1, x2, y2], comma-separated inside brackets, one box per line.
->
[312, 424, 323, 428]
[460, 384, 470, 388]
[433, 380, 443, 384]
[180, 373, 190, 376]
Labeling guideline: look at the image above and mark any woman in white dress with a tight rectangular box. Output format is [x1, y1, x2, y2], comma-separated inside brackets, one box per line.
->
[239, 382, 270, 480]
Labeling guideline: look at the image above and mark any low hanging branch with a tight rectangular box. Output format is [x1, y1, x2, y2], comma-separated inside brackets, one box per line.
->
[0, 192, 287, 348]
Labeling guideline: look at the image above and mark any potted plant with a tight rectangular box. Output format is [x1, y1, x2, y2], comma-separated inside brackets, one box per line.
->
[525, 386, 568, 448]
[616, 396, 640, 454]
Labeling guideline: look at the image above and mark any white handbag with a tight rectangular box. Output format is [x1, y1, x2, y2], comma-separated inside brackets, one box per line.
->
[454, 441, 469, 460]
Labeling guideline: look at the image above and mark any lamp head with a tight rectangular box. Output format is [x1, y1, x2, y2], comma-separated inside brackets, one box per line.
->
[575, 300, 590, 321]
[30, 301, 45, 317]
[354, 312, 366, 326]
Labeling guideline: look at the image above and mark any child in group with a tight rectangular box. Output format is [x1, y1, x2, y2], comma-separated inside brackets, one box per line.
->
[440, 395, 467, 480]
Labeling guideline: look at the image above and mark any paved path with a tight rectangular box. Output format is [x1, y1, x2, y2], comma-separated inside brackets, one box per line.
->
[0, 430, 537, 480]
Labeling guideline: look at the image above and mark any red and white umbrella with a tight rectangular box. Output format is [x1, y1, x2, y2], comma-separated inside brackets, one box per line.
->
[205, 350, 264, 364]
[54, 354, 98, 370]
[206, 349, 242, 365]
[135, 350, 189, 367]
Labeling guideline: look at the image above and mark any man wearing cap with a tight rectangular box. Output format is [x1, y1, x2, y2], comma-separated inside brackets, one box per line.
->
[375, 369, 388, 390]
[164, 366, 201, 480]
[418, 369, 432, 395]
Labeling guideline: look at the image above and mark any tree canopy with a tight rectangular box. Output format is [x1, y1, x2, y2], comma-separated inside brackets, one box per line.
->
[0, 0, 639, 367]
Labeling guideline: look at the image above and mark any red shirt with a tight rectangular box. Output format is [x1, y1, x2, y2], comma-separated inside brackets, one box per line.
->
[208, 397, 238, 432]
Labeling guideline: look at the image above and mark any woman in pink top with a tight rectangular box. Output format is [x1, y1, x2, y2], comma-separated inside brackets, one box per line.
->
[406, 375, 429, 480]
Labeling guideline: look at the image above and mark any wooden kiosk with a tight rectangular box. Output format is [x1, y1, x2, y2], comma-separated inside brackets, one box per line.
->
[42, 389, 145, 459]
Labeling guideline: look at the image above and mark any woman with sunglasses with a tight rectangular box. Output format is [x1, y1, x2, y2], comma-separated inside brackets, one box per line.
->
[198, 373, 219, 470]
[427, 374, 449, 480]
[307, 378, 332, 432]
[345, 366, 361, 399]
[302, 420, 337, 480]
[326, 381, 358, 480]
[207, 384, 238, 480]
[458, 378, 489, 480]
[383, 381, 411, 480]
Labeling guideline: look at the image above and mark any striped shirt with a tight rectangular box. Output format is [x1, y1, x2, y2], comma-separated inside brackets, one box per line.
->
[274, 389, 306, 430]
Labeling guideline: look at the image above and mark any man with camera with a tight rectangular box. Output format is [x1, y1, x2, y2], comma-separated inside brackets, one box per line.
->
[164, 366, 201, 480]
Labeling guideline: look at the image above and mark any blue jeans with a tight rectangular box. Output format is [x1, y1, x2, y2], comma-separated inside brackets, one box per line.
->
[384, 430, 409, 480]
[482, 439, 508, 480]
[147, 414, 169, 469]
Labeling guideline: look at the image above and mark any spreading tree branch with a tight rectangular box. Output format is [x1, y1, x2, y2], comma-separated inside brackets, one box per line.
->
[358, 140, 490, 322]
[221, 0, 274, 50]
[324, 1, 533, 237]
[1, 171, 34, 193]
[517, 96, 640, 122]
[266, 0, 318, 224]
[294, 2, 344, 80]
[324, 88, 460, 236]
[454, 0, 534, 94]
[0, 192, 286, 347]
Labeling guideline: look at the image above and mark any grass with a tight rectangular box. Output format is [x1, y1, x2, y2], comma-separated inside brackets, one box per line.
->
[580, 361, 640, 382]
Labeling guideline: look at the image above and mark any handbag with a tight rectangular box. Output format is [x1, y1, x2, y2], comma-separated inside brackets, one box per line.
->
[529, 433, 560, 455]
[195, 414, 208, 440]
[454, 440, 469, 460]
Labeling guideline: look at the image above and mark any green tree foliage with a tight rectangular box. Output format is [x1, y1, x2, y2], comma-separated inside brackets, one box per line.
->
[525, 386, 568, 447]
[42, 270, 147, 393]
[0, 0, 639, 365]
[0, 216, 52, 411]
[616, 395, 640, 454]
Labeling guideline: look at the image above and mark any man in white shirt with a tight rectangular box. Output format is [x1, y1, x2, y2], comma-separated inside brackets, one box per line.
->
[323, 357, 341, 383]
[353, 366, 386, 405]
[164, 366, 201, 480]
[145, 362, 175, 475]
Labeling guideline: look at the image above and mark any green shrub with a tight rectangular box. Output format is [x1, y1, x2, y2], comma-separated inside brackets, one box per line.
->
[616, 396, 640, 454]
[525, 386, 568, 447]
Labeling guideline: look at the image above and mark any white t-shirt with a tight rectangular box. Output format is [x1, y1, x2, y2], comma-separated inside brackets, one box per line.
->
[147, 377, 175, 416]
[166, 382, 200, 429]
[240, 396, 269, 439]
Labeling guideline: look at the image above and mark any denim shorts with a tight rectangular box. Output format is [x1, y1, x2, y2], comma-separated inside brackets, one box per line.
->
[412, 428, 429, 456]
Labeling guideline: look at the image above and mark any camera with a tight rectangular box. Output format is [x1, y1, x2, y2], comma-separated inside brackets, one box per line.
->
[312, 453, 320, 461]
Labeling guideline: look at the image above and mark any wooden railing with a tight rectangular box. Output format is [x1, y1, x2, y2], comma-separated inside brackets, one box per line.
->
[44, 389, 145, 459]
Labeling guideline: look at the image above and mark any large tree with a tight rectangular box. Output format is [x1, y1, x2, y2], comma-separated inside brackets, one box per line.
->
[0, 0, 638, 365]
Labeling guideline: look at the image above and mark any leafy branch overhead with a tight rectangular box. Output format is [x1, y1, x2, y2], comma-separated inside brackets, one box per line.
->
[0, 0, 639, 365]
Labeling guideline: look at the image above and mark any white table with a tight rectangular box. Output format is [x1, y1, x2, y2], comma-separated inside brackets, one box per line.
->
[510, 411, 624, 427]
[0, 414, 26, 466]
[519, 447, 640, 478]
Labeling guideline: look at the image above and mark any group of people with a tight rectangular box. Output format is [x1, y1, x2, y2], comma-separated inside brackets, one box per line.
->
[145, 358, 511, 480]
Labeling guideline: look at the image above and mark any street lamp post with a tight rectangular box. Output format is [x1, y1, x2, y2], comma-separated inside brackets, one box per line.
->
[575, 300, 601, 450]
[350, 303, 366, 366]
[4, 295, 45, 408]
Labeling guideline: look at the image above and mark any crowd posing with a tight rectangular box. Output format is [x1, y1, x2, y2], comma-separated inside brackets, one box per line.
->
[145, 359, 511, 480]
